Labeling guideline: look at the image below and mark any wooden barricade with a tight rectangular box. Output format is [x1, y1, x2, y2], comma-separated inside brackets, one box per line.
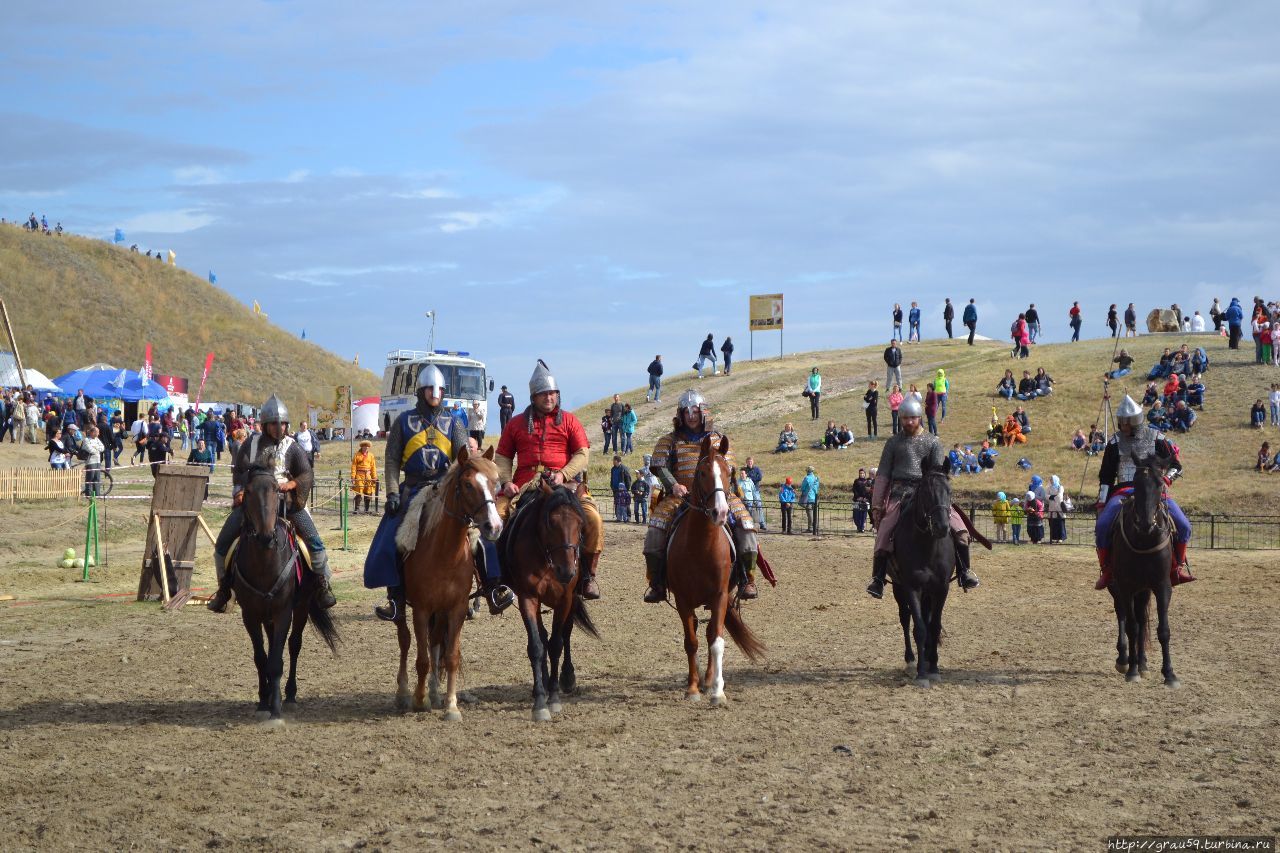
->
[3, 467, 81, 503]
[138, 465, 215, 610]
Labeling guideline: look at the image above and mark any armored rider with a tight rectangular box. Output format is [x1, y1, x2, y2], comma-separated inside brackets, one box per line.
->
[207, 394, 336, 612]
[1094, 394, 1195, 589]
[493, 359, 603, 599]
[866, 396, 981, 598]
[642, 390, 759, 603]
[365, 364, 515, 620]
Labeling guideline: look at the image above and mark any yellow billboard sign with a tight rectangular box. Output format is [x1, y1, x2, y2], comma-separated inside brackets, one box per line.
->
[749, 293, 784, 330]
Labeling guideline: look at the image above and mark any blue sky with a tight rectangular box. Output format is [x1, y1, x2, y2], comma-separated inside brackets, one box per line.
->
[3, 1, 1278, 408]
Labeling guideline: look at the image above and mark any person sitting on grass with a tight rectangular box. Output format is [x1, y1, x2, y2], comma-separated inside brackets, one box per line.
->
[1088, 423, 1106, 455]
[1147, 348, 1174, 380]
[835, 423, 855, 449]
[1257, 442, 1271, 472]
[1071, 428, 1088, 451]
[987, 415, 1003, 446]
[822, 419, 839, 449]
[1016, 370, 1037, 401]
[1170, 400, 1197, 432]
[1185, 374, 1205, 409]
[1003, 414, 1027, 445]
[1034, 367, 1054, 396]
[997, 369, 1017, 399]
[1250, 399, 1266, 429]
[776, 422, 799, 452]
[948, 443, 964, 474]
[1141, 382, 1160, 407]
[1147, 401, 1170, 432]
[1162, 375, 1183, 407]
[978, 441, 998, 470]
[962, 446, 981, 473]
[1107, 349, 1135, 379]
[1014, 405, 1032, 435]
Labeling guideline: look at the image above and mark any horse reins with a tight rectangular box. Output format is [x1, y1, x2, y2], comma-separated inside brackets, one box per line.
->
[439, 466, 497, 527]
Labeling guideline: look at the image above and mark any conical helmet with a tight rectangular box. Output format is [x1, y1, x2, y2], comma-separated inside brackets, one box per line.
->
[529, 359, 558, 396]
[417, 364, 446, 396]
[677, 389, 706, 414]
[898, 396, 925, 419]
[1115, 394, 1143, 427]
[260, 394, 289, 425]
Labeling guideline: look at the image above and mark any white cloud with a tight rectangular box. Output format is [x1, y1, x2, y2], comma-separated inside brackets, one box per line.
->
[172, 166, 225, 185]
[119, 208, 216, 234]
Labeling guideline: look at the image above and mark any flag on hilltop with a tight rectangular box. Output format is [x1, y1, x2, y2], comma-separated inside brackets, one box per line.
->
[301, 328, 307, 340]
[113, 228, 125, 244]
[208, 271, 217, 284]
[253, 300, 261, 315]
[167, 250, 176, 266]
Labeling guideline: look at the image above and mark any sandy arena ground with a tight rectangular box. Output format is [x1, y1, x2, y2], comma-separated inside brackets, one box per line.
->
[1, 522, 1277, 850]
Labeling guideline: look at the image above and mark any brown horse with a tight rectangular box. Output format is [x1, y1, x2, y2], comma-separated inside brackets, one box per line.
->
[394, 445, 503, 720]
[500, 477, 599, 722]
[666, 435, 765, 705]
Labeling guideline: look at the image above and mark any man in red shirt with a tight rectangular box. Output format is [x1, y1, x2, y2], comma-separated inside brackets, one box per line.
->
[495, 359, 603, 599]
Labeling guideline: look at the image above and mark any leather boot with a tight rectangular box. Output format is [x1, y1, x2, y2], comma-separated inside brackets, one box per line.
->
[577, 551, 602, 600]
[375, 585, 404, 621]
[206, 550, 233, 613]
[309, 550, 337, 609]
[955, 541, 980, 590]
[1170, 540, 1196, 586]
[475, 540, 514, 614]
[1094, 546, 1112, 590]
[643, 552, 666, 603]
[739, 552, 759, 600]
[866, 551, 889, 599]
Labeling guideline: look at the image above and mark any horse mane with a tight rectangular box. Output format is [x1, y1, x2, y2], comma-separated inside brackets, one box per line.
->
[395, 462, 465, 555]
[539, 483, 585, 524]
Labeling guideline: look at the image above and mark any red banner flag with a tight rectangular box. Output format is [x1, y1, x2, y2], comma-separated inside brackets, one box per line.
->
[194, 352, 215, 409]
[142, 343, 153, 384]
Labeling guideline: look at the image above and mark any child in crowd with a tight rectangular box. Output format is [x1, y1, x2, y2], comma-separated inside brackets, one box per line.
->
[1009, 497, 1024, 545]
[991, 491, 1011, 542]
[778, 477, 796, 534]
[1256, 442, 1272, 473]
[1024, 491, 1045, 544]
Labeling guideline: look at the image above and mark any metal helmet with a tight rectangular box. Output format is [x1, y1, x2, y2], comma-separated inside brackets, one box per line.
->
[676, 389, 706, 414]
[1115, 394, 1144, 428]
[417, 363, 446, 396]
[260, 394, 289, 425]
[898, 396, 925, 419]
[529, 359, 558, 396]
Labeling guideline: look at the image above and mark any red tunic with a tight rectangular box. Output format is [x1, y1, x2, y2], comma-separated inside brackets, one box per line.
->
[496, 409, 590, 487]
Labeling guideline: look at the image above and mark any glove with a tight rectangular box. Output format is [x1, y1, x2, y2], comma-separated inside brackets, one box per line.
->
[385, 493, 400, 516]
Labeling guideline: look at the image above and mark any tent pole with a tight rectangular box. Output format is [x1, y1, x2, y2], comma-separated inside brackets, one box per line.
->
[0, 298, 28, 390]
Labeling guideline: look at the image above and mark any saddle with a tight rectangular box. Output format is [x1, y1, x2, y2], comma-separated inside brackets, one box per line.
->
[226, 518, 312, 575]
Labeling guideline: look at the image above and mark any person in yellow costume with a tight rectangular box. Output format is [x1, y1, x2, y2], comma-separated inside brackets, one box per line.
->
[350, 440, 378, 513]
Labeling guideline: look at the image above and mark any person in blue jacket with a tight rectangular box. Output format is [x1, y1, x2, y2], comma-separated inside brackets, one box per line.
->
[1224, 297, 1244, 350]
[778, 477, 796, 534]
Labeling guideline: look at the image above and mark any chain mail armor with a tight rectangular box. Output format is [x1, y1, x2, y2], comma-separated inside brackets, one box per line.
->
[1096, 421, 1181, 504]
[647, 430, 753, 531]
[875, 430, 946, 499]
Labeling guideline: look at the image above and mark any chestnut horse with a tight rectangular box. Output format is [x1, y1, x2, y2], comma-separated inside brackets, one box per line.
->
[394, 445, 504, 720]
[666, 435, 765, 705]
[500, 477, 599, 722]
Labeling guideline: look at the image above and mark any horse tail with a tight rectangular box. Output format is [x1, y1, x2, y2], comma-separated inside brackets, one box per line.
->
[724, 607, 766, 663]
[308, 593, 341, 653]
[571, 596, 601, 640]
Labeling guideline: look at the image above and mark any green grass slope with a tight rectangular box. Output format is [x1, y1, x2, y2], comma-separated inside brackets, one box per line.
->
[576, 332, 1275, 514]
[0, 226, 378, 413]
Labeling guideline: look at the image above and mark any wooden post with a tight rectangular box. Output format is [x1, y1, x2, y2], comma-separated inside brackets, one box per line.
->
[151, 513, 171, 604]
[0, 298, 27, 390]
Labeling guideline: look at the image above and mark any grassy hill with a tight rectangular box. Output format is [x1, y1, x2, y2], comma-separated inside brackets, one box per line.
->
[575, 332, 1274, 515]
[0, 225, 378, 414]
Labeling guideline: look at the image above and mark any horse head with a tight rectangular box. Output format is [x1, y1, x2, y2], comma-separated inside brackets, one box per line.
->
[454, 444, 503, 541]
[538, 477, 584, 585]
[1129, 451, 1169, 535]
[696, 434, 731, 527]
[244, 465, 281, 546]
[917, 455, 952, 541]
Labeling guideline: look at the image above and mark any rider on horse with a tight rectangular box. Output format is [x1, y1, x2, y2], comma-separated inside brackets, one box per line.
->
[493, 359, 604, 600]
[1094, 394, 1195, 589]
[365, 365, 515, 620]
[207, 394, 336, 613]
[642, 389, 760, 603]
[866, 396, 981, 599]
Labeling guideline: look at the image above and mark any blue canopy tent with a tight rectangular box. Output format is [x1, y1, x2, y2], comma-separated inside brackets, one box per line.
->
[52, 366, 170, 402]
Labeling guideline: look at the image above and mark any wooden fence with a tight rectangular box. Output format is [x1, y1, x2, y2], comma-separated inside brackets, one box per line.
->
[1, 467, 81, 502]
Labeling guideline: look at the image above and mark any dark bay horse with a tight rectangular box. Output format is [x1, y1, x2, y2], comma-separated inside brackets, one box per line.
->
[667, 435, 765, 705]
[500, 477, 599, 722]
[233, 466, 339, 726]
[889, 458, 953, 688]
[395, 445, 503, 720]
[1108, 452, 1180, 688]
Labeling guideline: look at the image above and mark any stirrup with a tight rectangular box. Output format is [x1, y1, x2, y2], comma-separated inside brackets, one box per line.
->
[866, 578, 886, 599]
[739, 581, 758, 600]
[315, 578, 337, 609]
[488, 585, 515, 615]
[206, 586, 232, 613]
[957, 571, 980, 591]
[374, 598, 398, 622]
[643, 585, 666, 604]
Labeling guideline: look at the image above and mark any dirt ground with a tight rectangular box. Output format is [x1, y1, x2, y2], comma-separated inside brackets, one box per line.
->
[1, 520, 1277, 851]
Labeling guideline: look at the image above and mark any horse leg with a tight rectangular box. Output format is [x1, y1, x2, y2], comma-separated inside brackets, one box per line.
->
[706, 592, 729, 706]
[926, 594, 944, 683]
[245, 616, 271, 719]
[546, 615, 565, 716]
[1124, 597, 1142, 682]
[1136, 589, 1150, 675]
[428, 613, 445, 711]
[906, 589, 931, 688]
[679, 605, 701, 701]
[521, 598, 551, 722]
[395, 608, 412, 710]
[1155, 584, 1179, 688]
[1111, 593, 1128, 675]
[412, 606, 432, 711]
[263, 613, 290, 725]
[442, 606, 466, 721]
[559, 617, 576, 695]
[897, 594, 914, 671]
[284, 601, 307, 707]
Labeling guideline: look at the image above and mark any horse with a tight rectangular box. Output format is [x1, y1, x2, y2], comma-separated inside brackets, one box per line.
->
[232, 465, 339, 726]
[500, 476, 599, 722]
[1108, 452, 1180, 688]
[394, 445, 503, 720]
[889, 456, 953, 688]
[666, 434, 765, 705]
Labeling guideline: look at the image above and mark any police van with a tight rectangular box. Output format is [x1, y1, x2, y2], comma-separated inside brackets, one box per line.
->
[379, 350, 493, 434]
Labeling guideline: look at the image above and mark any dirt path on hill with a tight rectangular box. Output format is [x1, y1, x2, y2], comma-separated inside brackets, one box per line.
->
[1, 527, 1277, 850]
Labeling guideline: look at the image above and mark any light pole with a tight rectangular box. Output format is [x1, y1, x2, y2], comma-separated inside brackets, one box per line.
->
[425, 310, 436, 352]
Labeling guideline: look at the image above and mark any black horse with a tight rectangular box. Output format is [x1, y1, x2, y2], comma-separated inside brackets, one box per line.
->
[1108, 452, 1180, 688]
[233, 466, 339, 725]
[890, 458, 954, 688]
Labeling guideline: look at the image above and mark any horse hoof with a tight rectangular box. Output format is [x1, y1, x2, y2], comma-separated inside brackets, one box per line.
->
[928, 673, 942, 684]
[254, 709, 271, 722]
[560, 675, 576, 694]
[532, 707, 552, 723]
[549, 701, 563, 715]
[709, 693, 727, 707]
[913, 678, 932, 689]
[685, 692, 701, 703]
[1126, 672, 1142, 683]
[443, 709, 463, 722]
[430, 698, 444, 711]
[1164, 678, 1182, 690]
[1115, 662, 1127, 674]
[258, 717, 285, 730]
[395, 692, 412, 711]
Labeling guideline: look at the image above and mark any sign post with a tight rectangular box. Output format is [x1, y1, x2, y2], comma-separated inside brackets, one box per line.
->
[748, 293, 785, 360]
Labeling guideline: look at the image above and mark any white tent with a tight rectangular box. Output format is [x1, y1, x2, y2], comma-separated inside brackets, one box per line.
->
[352, 396, 380, 435]
[0, 351, 62, 392]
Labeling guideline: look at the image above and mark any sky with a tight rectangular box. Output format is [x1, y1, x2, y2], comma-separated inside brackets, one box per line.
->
[2, 1, 1278, 409]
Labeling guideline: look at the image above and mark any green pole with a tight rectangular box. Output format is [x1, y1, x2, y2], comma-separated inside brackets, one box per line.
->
[341, 482, 349, 550]
[82, 498, 96, 582]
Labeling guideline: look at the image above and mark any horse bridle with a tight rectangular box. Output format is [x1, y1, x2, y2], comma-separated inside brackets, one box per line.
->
[1118, 463, 1172, 554]
[539, 497, 581, 570]
[685, 455, 730, 519]
[910, 470, 950, 537]
[235, 469, 299, 602]
[440, 464, 497, 527]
